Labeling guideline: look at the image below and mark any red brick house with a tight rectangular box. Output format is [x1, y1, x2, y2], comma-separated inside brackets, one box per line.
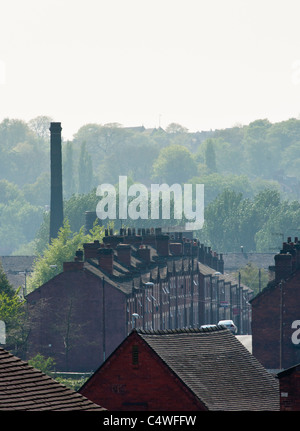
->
[26, 228, 252, 372]
[278, 363, 300, 410]
[251, 237, 300, 371]
[79, 326, 279, 411]
[0, 346, 104, 411]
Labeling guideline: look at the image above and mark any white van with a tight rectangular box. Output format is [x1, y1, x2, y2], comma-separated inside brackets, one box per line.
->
[218, 319, 237, 334]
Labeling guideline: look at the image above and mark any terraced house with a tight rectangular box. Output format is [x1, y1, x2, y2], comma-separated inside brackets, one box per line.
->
[26, 228, 252, 372]
[79, 327, 279, 411]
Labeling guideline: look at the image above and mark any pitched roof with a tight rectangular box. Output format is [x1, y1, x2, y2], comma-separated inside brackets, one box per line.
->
[136, 327, 279, 411]
[0, 347, 104, 411]
[0, 256, 36, 291]
[277, 362, 300, 378]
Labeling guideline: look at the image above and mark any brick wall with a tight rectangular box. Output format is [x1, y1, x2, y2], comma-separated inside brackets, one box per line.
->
[252, 271, 300, 370]
[80, 332, 206, 411]
[279, 366, 300, 411]
[27, 270, 126, 372]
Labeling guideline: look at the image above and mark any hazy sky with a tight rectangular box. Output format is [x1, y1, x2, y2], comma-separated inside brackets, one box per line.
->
[1, 0, 300, 139]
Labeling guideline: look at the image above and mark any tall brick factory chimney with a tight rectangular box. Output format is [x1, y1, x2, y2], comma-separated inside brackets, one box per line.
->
[49, 122, 63, 242]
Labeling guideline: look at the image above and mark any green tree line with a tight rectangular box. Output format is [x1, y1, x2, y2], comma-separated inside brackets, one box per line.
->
[1, 115, 300, 255]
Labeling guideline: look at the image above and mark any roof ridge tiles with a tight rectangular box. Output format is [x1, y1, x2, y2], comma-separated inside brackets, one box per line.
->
[136, 326, 226, 335]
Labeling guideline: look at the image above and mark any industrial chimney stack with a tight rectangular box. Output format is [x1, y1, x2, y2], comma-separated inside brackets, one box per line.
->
[49, 122, 63, 242]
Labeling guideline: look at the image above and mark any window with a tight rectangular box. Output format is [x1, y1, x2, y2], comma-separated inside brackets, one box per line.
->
[132, 345, 139, 365]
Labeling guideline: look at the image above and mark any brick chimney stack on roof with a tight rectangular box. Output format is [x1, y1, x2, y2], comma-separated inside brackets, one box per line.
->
[169, 242, 183, 256]
[116, 244, 131, 267]
[63, 254, 84, 272]
[98, 248, 114, 274]
[83, 240, 100, 260]
[137, 245, 151, 265]
[274, 252, 293, 282]
[155, 233, 170, 257]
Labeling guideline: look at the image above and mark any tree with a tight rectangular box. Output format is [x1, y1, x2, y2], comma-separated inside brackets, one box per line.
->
[281, 141, 300, 179]
[33, 189, 101, 255]
[63, 141, 76, 198]
[22, 172, 50, 206]
[0, 179, 24, 204]
[234, 263, 268, 296]
[242, 119, 273, 178]
[28, 115, 53, 142]
[255, 199, 300, 252]
[27, 219, 105, 293]
[28, 353, 56, 376]
[0, 267, 28, 356]
[73, 123, 127, 180]
[199, 188, 282, 253]
[0, 118, 33, 150]
[0, 194, 44, 254]
[201, 189, 244, 252]
[204, 139, 217, 172]
[152, 144, 197, 184]
[165, 123, 188, 134]
[189, 173, 255, 204]
[77, 142, 94, 194]
[98, 136, 160, 185]
[0, 261, 15, 297]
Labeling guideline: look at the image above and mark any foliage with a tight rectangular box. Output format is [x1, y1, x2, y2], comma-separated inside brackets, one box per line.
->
[28, 115, 53, 141]
[0, 262, 28, 354]
[54, 376, 89, 391]
[0, 261, 15, 297]
[0, 191, 44, 254]
[27, 219, 105, 293]
[152, 144, 198, 184]
[0, 289, 27, 353]
[34, 189, 100, 254]
[255, 199, 300, 252]
[198, 188, 283, 253]
[204, 139, 217, 172]
[28, 353, 56, 376]
[77, 142, 94, 194]
[1, 115, 300, 255]
[234, 263, 269, 296]
[22, 172, 50, 206]
[63, 141, 76, 198]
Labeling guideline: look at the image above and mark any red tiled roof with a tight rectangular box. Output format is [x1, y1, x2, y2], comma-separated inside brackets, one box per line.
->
[0, 347, 105, 411]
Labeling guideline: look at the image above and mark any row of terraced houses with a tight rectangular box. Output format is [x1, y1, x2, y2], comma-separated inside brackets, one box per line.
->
[25, 227, 252, 371]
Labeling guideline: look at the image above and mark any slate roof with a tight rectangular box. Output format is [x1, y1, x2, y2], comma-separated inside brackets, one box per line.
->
[0, 256, 36, 291]
[137, 326, 279, 411]
[0, 347, 105, 411]
[82, 244, 201, 295]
